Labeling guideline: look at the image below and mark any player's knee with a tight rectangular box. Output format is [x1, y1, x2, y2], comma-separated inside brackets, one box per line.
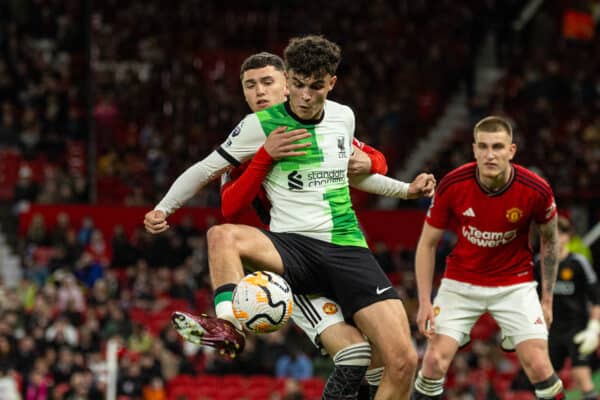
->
[422, 347, 452, 377]
[385, 344, 418, 381]
[207, 224, 237, 249]
[521, 357, 555, 382]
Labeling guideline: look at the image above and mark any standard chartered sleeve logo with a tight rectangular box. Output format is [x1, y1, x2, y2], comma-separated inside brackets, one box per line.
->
[288, 171, 303, 190]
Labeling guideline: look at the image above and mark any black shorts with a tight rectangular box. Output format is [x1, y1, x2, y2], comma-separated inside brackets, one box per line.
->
[261, 230, 399, 321]
[548, 326, 592, 369]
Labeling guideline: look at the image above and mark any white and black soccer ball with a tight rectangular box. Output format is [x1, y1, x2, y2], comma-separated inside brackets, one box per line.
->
[232, 271, 293, 334]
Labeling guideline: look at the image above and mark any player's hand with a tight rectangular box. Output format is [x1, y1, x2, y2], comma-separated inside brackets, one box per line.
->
[144, 209, 170, 234]
[574, 320, 600, 356]
[264, 127, 311, 160]
[348, 145, 372, 175]
[416, 302, 436, 339]
[407, 173, 436, 199]
[541, 298, 553, 327]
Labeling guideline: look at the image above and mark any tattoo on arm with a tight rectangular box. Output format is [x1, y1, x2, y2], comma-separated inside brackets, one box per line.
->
[538, 216, 559, 299]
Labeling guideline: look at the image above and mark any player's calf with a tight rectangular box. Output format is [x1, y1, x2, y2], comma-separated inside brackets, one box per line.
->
[323, 342, 371, 400]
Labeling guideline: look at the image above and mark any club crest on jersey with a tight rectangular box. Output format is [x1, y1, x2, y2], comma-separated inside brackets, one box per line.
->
[322, 303, 338, 315]
[433, 306, 441, 317]
[560, 267, 573, 281]
[337, 136, 347, 159]
[506, 207, 523, 223]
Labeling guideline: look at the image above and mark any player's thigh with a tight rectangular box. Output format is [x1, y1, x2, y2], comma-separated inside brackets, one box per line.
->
[292, 294, 349, 355]
[353, 299, 413, 363]
[210, 224, 284, 272]
[488, 282, 547, 346]
[432, 279, 486, 346]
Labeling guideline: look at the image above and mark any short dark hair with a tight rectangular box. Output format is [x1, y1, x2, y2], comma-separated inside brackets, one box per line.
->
[283, 35, 341, 78]
[240, 52, 285, 80]
[473, 116, 513, 141]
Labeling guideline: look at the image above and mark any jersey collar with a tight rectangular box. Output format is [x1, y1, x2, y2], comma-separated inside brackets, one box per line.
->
[475, 164, 515, 196]
[284, 101, 325, 125]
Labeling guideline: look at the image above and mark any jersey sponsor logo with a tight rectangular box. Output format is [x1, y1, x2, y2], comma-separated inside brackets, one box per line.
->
[307, 169, 345, 188]
[462, 207, 476, 217]
[462, 225, 517, 248]
[288, 171, 303, 190]
[337, 136, 347, 159]
[505, 207, 523, 223]
[554, 281, 575, 295]
[560, 267, 574, 281]
[322, 302, 338, 315]
[376, 286, 392, 295]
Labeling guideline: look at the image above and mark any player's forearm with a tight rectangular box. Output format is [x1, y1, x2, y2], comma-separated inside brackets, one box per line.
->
[155, 151, 229, 216]
[348, 174, 409, 199]
[539, 217, 559, 302]
[415, 244, 436, 304]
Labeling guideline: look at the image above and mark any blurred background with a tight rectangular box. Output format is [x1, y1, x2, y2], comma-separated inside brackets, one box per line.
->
[0, 0, 599, 399]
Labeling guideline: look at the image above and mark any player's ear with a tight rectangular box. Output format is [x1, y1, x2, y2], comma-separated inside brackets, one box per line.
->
[509, 143, 516, 160]
[283, 72, 290, 96]
[328, 75, 337, 91]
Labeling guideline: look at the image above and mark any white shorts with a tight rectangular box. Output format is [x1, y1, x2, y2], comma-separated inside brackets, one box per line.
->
[433, 279, 548, 348]
[291, 294, 345, 354]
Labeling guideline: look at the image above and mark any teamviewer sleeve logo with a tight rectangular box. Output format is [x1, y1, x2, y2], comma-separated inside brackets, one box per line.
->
[287, 171, 303, 190]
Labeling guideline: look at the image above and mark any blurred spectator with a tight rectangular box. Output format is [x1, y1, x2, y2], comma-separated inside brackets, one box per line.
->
[275, 346, 314, 381]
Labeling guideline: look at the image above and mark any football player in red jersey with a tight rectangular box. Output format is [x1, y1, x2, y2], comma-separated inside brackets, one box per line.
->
[413, 116, 564, 400]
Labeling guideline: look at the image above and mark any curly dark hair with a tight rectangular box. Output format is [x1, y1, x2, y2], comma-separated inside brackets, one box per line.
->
[240, 52, 285, 80]
[283, 35, 341, 78]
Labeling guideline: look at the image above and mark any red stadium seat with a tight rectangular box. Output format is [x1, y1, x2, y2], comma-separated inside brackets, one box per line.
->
[220, 374, 245, 388]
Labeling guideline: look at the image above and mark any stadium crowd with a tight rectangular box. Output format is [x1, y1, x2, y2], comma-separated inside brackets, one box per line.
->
[0, 0, 599, 399]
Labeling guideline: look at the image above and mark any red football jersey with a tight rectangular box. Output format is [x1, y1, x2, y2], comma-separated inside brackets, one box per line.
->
[426, 162, 557, 286]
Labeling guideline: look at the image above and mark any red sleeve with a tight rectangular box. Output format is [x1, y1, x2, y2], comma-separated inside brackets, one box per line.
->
[221, 146, 273, 219]
[352, 138, 388, 175]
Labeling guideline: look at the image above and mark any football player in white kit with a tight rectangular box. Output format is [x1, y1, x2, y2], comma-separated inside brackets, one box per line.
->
[145, 40, 434, 399]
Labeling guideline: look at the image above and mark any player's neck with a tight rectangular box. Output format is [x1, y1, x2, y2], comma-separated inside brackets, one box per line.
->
[477, 166, 513, 192]
[286, 101, 325, 124]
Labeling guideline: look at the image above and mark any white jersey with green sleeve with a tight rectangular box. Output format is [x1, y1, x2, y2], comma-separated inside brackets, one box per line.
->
[219, 100, 367, 248]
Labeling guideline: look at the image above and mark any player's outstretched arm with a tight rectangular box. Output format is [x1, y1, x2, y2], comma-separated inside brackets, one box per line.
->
[349, 139, 388, 175]
[348, 172, 436, 200]
[144, 150, 232, 233]
[415, 222, 444, 339]
[221, 127, 310, 219]
[538, 215, 559, 326]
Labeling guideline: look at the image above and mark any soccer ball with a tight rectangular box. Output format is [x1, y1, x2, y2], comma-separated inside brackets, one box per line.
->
[232, 271, 293, 334]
